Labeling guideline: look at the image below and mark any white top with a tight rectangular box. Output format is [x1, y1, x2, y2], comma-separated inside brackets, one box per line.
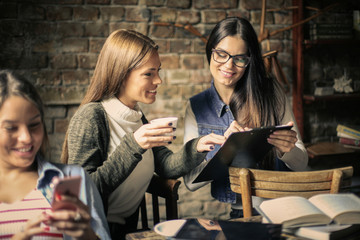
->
[0, 189, 63, 239]
[102, 97, 154, 224]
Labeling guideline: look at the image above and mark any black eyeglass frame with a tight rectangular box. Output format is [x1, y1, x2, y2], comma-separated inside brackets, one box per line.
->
[211, 49, 251, 68]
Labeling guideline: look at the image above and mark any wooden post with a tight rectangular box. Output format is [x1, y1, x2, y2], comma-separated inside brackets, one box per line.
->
[292, 0, 304, 138]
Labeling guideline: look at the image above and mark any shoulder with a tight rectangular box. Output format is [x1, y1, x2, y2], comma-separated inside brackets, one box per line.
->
[190, 88, 211, 103]
[75, 102, 105, 118]
[51, 162, 86, 177]
[71, 102, 107, 126]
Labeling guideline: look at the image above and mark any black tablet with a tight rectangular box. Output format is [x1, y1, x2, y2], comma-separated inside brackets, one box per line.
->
[192, 125, 292, 183]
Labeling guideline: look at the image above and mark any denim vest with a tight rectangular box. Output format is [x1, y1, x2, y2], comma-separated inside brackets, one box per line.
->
[190, 82, 289, 203]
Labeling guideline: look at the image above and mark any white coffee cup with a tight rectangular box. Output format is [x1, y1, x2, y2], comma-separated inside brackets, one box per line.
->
[150, 117, 178, 136]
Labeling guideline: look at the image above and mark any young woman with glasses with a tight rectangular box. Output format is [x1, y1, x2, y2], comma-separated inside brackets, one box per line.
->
[183, 17, 308, 218]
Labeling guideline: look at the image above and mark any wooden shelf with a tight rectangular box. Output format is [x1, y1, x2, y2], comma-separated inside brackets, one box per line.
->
[292, 0, 359, 140]
[307, 142, 360, 176]
[304, 39, 360, 47]
[303, 93, 360, 103]
[307, 142, 357, 158]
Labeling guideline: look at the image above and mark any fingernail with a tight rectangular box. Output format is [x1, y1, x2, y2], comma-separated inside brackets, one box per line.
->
[42, 212, 51, 220]
[43, 226, 50, 232]
[168, 123, 173, 126]
[210, 146, 214, 150]
[173, 128, 176, 131]
[173, 136, 176, 140]
[168, 141, 172, 144]
[55, 193, 62, 201]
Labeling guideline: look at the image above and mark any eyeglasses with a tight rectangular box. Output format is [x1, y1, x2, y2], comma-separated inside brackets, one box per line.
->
[211, 49, 250, 68]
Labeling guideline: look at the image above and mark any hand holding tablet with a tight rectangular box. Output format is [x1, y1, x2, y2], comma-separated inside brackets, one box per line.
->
[192, 125, 292, 183]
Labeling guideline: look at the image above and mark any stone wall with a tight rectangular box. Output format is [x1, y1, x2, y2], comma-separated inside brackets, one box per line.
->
[0, 0, 296, 226]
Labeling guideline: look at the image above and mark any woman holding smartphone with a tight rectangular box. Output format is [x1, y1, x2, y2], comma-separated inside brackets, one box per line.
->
[0, 70, 110, 240]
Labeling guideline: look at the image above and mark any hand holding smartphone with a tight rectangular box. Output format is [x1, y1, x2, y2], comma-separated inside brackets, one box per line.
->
[51, 176, 81, 211]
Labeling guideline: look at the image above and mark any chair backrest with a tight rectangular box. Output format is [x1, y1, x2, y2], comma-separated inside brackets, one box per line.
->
[139, 174, 181, 230]
[229, 166, 354, 218]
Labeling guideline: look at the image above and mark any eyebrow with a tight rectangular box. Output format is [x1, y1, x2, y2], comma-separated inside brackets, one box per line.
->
[2, 114, 41, 124]
[216, 48, 247, 56]
[147, 64, 162, 71]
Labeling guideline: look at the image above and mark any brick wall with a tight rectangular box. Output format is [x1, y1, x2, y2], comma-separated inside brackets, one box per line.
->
[0, 0, 295, 225]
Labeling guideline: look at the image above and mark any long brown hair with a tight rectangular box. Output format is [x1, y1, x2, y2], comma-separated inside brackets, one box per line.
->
[61, 29, 158, 163]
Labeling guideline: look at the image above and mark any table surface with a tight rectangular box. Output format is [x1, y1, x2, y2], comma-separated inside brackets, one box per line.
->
[125, 216, 300, 240]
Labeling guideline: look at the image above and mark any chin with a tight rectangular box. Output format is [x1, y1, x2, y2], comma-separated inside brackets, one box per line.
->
[144, 98, 156, 104]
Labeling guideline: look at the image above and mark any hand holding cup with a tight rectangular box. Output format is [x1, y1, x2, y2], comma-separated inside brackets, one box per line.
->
[133, 117, 178, 149]
[150, 117, 178, 135]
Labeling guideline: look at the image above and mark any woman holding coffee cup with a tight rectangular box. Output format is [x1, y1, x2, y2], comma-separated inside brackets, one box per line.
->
[61, 29, 225, 240]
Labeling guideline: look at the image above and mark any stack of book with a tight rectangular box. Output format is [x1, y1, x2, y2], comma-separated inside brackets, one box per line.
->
[336, 124, 360, 149]
[309, 23, 353, 40]
[307, 10, 354, 40]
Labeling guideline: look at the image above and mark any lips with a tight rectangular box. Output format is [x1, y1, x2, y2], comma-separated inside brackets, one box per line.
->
[147, 89, 157, 96]
[220, 69, 235, 77]
[17, 146, 33, 153]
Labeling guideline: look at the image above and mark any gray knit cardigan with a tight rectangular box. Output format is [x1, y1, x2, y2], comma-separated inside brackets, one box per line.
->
[67, 102, 207, 209]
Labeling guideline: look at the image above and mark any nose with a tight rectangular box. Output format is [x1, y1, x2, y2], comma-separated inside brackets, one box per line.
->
[153, 74, 162, 85]
[18, 127, 32, 143]
[224, 57, 235, 68]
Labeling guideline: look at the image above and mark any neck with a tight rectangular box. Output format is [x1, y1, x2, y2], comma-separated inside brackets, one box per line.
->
[214, 83, 235, 105]
[0, 161, 37, 179]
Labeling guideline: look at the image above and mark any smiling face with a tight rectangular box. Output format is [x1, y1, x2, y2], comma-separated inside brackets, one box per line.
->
[0, 96, 44, 170]
[118, 52, 162, 109]
[210, 36, 248, 90]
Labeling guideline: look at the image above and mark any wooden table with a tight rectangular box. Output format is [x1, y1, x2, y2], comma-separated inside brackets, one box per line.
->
[125, 216, 299, 240]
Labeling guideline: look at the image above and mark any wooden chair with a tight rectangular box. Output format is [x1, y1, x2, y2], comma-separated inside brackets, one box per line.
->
[138, 174, 181, 230]
[229, 166, 354, 218]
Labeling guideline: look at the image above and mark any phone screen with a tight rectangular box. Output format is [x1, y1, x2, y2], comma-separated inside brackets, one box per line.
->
[51, 176, 81, 211]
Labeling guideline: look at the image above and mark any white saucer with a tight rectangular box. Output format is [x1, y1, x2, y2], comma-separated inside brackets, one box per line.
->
[154, 219, 187, 237]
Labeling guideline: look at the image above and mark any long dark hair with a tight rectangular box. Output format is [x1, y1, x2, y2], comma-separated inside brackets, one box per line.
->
[0, 70, 49, 158]
[206, 17, 286, 169]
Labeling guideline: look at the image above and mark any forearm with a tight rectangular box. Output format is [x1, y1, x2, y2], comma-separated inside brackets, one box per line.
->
[279, 101, 308, 171]
[154, 137, 207, 178]
[280, 142, 308, 171]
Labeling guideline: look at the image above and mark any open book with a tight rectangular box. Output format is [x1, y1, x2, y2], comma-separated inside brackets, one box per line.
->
[257, 193, 360, 228]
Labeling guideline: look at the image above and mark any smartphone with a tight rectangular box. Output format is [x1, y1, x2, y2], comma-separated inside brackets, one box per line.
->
[51, 176, 81, 211]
